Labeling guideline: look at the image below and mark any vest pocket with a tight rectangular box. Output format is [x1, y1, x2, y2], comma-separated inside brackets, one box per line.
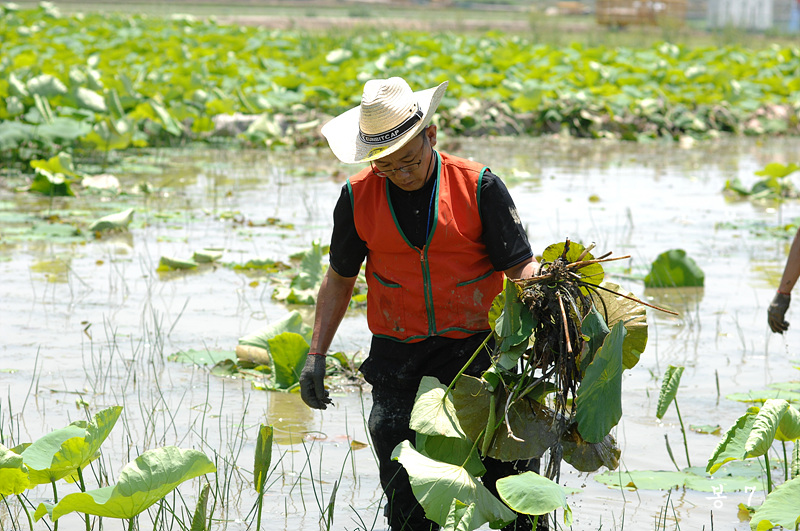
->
[372, 272, 402, 288]
[455, 268, 496, 287]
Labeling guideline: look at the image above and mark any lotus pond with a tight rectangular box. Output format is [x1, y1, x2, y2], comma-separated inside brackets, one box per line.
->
[1, 134, 800, 530]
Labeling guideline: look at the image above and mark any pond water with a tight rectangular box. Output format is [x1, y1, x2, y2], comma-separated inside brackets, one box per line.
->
[1, 135, 798, 531]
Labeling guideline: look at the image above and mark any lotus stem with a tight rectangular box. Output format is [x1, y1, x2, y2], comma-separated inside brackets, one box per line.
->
[782, 441, 789, 482]
[51, 479, 59, 531]
[76, 467, 91, 531]
[673, 398, 691, 468]
[764, 453, 773, 493]
[15, 494, 33, 531]
[444, 331, 492, 398]
[256, 484, 265, 531]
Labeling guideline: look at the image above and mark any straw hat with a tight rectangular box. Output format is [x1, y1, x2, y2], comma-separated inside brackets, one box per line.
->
[321, 77, 448, 164]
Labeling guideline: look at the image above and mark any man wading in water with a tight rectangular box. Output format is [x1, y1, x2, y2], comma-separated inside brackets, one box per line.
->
[300, 76, 546, 531]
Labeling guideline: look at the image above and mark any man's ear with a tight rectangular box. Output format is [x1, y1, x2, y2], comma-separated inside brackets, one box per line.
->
[426, 124, 438, 148]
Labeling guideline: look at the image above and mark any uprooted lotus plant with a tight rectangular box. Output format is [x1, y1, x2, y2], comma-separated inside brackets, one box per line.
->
[394, 240, 676, 529]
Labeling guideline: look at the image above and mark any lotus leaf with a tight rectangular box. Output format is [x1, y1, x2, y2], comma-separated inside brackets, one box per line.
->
[745, 399, 790, 458]
[22, 406, 121, 486]
[707, 407, 759, 474]
[391, 440, 515, 528]
[656, 365, 684, 419]
[444, 499, 475, 531]
[750, 476, 800, 531]
[51, 446, 216, 520]
[158, 256, 198, 271]
[644, 249, 705, 288]
[591, 281, 648, 369]
[254, 425, 273, 493]
[575, 322, 626, 443]
[496, 471, 572, 525]
[560, 424, 620, 472]
[416, 433, 486, 478]
[27, 74, 68, 98]
[777, 405, 800, 442]
[452, 375, 559, 462]
[88, 208, 134, 232]
[238, 311, 312, 350]
[410, 376, 467, 439]
[75, 87, 107, 113]
[542, 241, 603, 291]
[0, 444, 29, 497]
[266, 332, 309, 389]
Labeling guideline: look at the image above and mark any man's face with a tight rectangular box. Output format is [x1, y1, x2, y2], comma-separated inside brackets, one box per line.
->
[371, 130, 433, 192]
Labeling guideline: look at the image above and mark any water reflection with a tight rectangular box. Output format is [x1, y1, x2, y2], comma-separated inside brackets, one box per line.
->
[268, 391, 314, 445]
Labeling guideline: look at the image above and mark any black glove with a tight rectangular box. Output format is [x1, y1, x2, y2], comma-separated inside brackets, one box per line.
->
[768, 292, 791, 334]
[300, 354, 332, 409]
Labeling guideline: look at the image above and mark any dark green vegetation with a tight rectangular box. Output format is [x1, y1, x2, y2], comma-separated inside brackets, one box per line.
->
[2, 3, 800, 178]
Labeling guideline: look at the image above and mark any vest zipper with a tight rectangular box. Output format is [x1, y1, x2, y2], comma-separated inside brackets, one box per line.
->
[419, 245, 436, 335]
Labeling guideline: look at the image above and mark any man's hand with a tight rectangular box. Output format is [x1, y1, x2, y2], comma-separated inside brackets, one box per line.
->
[300, 354, 333, 409]
[768, 292, 791, 334]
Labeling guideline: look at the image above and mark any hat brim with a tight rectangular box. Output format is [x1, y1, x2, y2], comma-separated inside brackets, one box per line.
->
[321, 81, 448, 164]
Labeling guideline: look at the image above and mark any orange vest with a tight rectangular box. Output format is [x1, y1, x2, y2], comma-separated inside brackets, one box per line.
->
[349, 151, 505, 342]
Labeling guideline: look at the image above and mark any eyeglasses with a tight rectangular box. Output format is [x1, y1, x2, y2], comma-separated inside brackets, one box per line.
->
[370, 137, 427, 179]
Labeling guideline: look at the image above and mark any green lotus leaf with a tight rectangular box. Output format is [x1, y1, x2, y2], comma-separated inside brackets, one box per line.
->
[745, 399, 790, 458]
[579, 305, 609, 373]
[191, 483, 210, 531]
[591, 281, 648, 369]
[415, 433, 486, 478]
[8, 73, 29, 99]
[444, 499, 475, 531]
[158, 256, 198, 271]
[289, 241, 323, 291]
[238, 311, 312, 350]
[52, 446, 216, 521]
[497, 471, 572, 525]
[452, 375, 559, 462]
[776, 404, 800, 442]
[22, 407, 121, 486]
[30, 152, 80, 179]
[410, 376, 466, 439]
[754, 162, 800, 179]
[542, 241, 604, 290]
[656, 365, 684, 419]
[750, 476, 800, 531]
[254, 425, 273, 493]
[88, 208, 134, 232]
[644, 249, 705, 288]
[391, 440, 515, 528]
[575, 322, 626, 443]
[27, 74, 67, 98]
[192, 248, 223, 263]
[706, 407, 759, 474]
[0, 444, 29, 496]
[266, 332, 309, 389]
[75, 87, 107, 113]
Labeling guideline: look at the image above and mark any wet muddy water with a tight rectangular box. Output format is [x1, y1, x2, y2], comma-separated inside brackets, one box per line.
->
[1, 136, 799, 530]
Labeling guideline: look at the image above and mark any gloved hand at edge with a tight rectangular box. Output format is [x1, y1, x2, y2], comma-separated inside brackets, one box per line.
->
[300, 353, 333, 409]
[768, 291, 791, 334]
